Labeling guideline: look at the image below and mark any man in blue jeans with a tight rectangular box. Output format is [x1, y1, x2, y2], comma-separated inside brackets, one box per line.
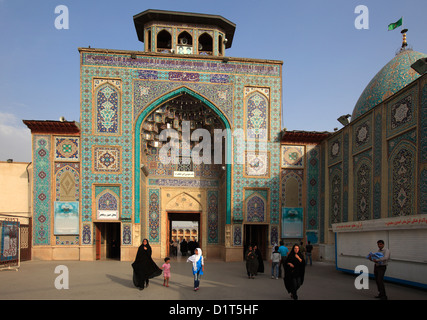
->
[278, 241, 289, 278]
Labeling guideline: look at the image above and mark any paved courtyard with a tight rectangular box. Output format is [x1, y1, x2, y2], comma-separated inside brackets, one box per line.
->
[1, 257, 426, 301]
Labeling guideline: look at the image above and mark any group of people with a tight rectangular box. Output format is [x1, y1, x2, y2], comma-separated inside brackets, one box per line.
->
[132, 239, 204, 291]
[246, 241, 307, 300]
[269, 239, 389, 300]
[244, 244, 264, 279]
[132, 238, 390, 300]
[132, 239, 309, 299]
[169, 239, 199, 257]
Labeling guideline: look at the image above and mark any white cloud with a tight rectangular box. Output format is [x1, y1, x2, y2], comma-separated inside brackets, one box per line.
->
[0, 112, 31, 162]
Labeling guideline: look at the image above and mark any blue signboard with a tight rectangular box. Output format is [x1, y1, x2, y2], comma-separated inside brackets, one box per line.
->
[282, 207, 303, 238]
[54, 201, 79, 235]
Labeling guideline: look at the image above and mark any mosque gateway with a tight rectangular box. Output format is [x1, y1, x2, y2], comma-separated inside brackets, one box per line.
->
[24, 10, 284, 261]
[22, 10, 427, 288]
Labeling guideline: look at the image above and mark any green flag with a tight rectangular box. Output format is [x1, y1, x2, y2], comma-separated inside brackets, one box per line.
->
[388, 17, 403, 31]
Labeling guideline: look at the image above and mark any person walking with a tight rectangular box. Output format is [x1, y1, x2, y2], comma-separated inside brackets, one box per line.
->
[271, 246, 281, 279]
[245, 245, 258, 279]
[188, 239, 196, 256]
[284, 244, 306, 300]
[305, 241, 313, 266]
[369, 240, 390, 300]
[278, 241, 289, 278]
[299, 241, 306, 256]
[187, 248, 204, 291]
[180, 239, 188, 256]
[161, 257, 171, 287]
[131, 239, 162, 290]
[254, 244, 264, 274]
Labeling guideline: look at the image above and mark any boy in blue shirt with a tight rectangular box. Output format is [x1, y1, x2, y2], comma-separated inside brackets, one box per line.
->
[278, 241, 289, 278]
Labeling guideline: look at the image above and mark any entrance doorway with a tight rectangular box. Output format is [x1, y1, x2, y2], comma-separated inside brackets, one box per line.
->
[20, 222, 32, 261]
[244, 224, 268, 261]
[95, 222, 121, 260]
[167, 212, 200, 258]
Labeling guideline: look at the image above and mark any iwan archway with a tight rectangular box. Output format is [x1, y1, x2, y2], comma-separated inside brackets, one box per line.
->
[134, 87, 232, 258]
[165, 192, 202, 258]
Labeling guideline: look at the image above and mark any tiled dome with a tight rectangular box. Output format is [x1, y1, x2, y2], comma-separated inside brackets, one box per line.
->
[352, 49, 427, 120]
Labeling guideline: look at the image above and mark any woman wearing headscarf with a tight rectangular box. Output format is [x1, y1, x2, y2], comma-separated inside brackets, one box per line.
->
[187, 248, 204, 291]
[253, 244, 264, 274]
[284, 244, 305, 300]
[132, 239, 162, 290]
[245, 245, 258, 279]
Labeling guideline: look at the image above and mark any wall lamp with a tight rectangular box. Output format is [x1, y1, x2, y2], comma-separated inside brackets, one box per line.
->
[337, 114, 351, 126]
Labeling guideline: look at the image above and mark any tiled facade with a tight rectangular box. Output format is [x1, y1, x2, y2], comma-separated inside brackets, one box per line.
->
[323, 56, 427, 254]
[23, 10, 427, 263]
[25, 10, 287, 261]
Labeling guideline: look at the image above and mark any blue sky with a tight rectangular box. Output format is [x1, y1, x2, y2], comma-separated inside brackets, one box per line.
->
[1, 0, 426, 162]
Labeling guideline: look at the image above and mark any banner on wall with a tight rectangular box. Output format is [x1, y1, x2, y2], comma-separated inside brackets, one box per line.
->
[54, 201, 79, 235]
[282, 207, 303, 238]
[0, 219, 20, 270]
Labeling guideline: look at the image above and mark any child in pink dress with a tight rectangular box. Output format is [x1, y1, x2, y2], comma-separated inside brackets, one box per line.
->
[161, 257, 171, 287]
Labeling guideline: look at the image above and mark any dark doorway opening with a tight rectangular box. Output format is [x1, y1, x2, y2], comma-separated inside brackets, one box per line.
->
[20, 221, 32, 261]
[244, 224, 268, 261]
[167, 212, 200, 258]
[95, 222, 121, 260]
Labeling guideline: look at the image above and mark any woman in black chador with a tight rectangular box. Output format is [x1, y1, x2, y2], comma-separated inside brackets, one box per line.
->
[245, 245, 258, 279]
[132, 239, 162, 290]
[254, 244, 264, 274]
[180, 239, 188, 256]
[284, 244, 306, 300]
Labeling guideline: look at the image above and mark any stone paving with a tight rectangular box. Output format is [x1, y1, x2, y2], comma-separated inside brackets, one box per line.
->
[1, 257, 426, 301]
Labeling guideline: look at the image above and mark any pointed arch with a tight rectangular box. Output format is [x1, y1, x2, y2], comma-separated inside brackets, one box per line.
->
[134, 86, 232, 224]
[55, 164, 79, 201]
[157, 29, 172, 52]
[165, 192, 203, 212]
[178, 31, 193, 45]
[329, 166, 342, 225]
[354, 157, 372, 221]
[218, 35, 224, 56]
[198, 32, 213, 55]
[281, 171, 303, 207]
[95, 83, 120, 134]
[245, 192, 267, 222]
[245, 90, 269, 141]
[388, 140, 416, 217]
[97, 190, 119, 211]
[96, 188, 120, 220]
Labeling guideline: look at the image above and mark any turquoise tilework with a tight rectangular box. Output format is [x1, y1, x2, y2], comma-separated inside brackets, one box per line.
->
[80, 51, 282, 246]
[353, 50, 427, 120]
[306, 145, 320, 230]
[33, 135, 51, 245]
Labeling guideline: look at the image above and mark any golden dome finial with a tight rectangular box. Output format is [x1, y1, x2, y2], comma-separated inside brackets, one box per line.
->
[401, 28, 408, 48]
